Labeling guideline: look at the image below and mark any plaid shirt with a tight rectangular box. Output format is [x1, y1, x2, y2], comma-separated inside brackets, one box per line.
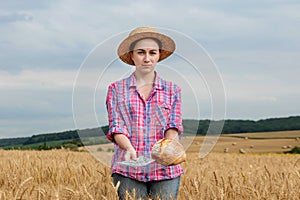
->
[105, 72, 184, 182]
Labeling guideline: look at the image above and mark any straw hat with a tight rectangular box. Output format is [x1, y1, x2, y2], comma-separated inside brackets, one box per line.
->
[117, 26, 176, 65]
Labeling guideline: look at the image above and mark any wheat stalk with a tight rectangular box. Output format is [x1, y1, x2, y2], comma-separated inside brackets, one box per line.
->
[13, 177, 33, 200]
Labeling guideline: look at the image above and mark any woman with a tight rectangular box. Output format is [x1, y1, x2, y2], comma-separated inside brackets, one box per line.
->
[105, 26, 184, 200]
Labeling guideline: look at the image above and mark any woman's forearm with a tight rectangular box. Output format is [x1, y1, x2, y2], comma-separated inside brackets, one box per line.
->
[113, 134, 134, 150]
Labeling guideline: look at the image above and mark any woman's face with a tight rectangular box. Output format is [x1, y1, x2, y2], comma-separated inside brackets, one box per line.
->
[131, 38, 160, 74]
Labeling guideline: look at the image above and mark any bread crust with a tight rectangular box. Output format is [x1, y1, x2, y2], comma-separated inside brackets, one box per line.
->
[151, 138, 186, 166]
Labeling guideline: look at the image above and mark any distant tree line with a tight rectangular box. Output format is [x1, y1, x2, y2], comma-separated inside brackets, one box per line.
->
[0, 137, 29, 148]
[22, 126, 109, 145]
[1, 116, 300, 149]
[184, 116, 300, 135]
[0, 126, 109, 148]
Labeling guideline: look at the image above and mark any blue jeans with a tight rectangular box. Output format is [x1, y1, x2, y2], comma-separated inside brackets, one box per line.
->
[112, 173, 180, 200]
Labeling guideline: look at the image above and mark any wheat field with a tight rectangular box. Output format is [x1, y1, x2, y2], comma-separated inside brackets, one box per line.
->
[0, 148, 300, 200]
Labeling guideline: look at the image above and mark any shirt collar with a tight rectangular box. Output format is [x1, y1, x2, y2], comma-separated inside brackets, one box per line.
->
[128, 71, 164, 90]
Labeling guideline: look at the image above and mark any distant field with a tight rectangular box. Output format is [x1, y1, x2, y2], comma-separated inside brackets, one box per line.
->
[90, 130, 300, 155]
[223, 130, 300, 139]
[185, 130, 300, 154]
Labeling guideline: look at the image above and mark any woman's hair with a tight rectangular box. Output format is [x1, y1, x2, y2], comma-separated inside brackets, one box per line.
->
[129, 37, 162, 52]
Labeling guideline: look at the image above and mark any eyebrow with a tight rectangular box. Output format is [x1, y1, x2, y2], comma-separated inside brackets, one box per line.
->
[135, 49, 158, 51]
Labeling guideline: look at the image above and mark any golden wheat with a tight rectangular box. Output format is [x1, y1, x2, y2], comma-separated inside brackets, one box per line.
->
[0, 149, 299, 199]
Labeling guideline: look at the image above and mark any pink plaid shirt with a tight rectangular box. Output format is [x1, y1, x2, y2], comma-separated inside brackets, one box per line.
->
[105, 72, 184, 182]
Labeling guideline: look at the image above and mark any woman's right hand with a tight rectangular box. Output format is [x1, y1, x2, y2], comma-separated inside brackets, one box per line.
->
[124, 146, 137, 161]
[113, 133, 137, 161]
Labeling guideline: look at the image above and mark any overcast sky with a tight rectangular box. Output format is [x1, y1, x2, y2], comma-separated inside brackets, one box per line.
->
[0, 0, 299, 138]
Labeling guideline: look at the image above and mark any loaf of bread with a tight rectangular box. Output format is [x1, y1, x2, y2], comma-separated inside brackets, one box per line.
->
[151, 138, 186, 166]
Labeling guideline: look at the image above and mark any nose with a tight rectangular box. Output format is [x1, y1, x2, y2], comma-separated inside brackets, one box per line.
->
[144, 53, 150, 62]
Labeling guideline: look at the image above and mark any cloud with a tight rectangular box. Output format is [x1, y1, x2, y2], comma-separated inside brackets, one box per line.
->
[0, 69, 76, 89]
[0, 116, 75, 138]
[0, 12, 33, 23]
[0, 1, 50, 11]
[0, 0, 299, 138]
[0, 86, 75, 138]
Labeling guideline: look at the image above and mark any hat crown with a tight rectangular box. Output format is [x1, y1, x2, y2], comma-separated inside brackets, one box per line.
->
[129, 26, 158, 36]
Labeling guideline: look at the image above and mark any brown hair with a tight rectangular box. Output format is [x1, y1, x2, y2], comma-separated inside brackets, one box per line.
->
[129, 37, 162, 52]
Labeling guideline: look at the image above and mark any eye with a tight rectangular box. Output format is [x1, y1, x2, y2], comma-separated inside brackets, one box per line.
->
[150, 51, 157, 55]
[137, 51, 144, 55]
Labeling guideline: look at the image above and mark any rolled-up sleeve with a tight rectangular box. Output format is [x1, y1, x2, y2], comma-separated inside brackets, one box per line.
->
[105, 84, 130, 142]
[166, 85, 184, 137]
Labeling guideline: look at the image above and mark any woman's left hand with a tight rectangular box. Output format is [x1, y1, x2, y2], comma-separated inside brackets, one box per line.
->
[164, 128, 179, 140]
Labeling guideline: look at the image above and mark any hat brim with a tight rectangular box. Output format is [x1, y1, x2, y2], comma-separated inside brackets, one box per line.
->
[117, 32, 175, 66]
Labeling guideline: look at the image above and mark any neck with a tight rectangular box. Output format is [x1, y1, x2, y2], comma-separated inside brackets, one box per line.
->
[134, 71, 156, 86]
